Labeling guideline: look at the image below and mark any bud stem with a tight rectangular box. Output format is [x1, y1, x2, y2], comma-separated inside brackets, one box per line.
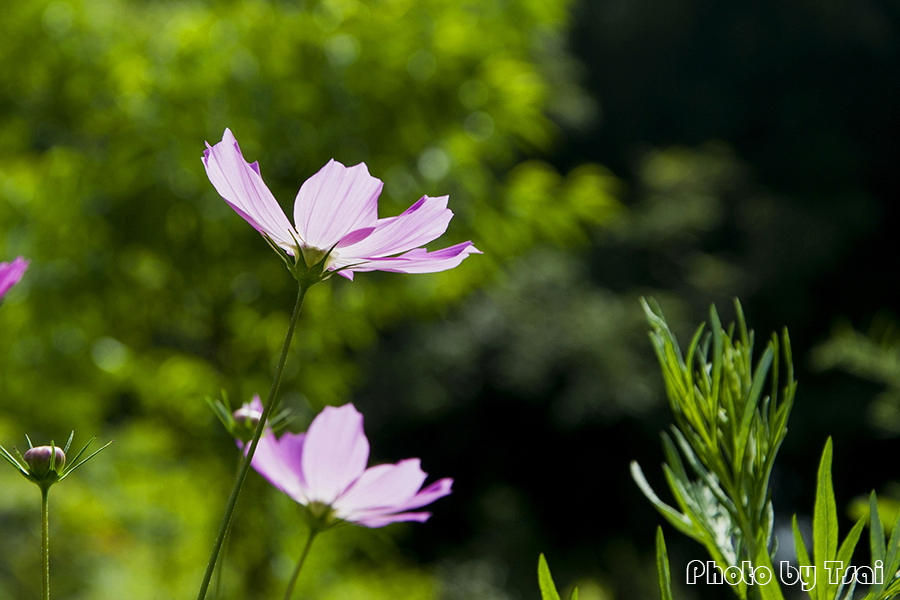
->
[41, 485, 50, 600]
[197, 283, 309, 600]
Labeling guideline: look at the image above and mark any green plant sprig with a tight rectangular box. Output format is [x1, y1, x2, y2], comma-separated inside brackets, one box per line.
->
[633, 299, 795, 600]
[636, 300, 900, 600]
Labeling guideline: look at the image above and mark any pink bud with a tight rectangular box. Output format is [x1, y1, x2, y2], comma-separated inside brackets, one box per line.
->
[24, 446, 66, 478]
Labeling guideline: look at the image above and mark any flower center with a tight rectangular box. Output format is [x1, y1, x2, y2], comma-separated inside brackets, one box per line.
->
[299, 245, 338, 270]
[305, 500, 339, 529]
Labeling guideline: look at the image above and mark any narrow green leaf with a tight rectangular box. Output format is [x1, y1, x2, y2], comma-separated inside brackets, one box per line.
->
[709, 306, 724, 432]
[683, 324, 708, 426]
[662, 477, 737, 570]
[767, 332, 780, 414]
[569, 588, 579, 600]
[792, 515, 820, 600]
[885, 504, 900, 570]
[538, 554, 562, 600]
[736, 345, 774, 467]
[838, 579, 857, 600]
[657, 466, 731, 565]
[835, 514, 867, 573]
[631, 462, 696, 537]
[661, 433, 689, 483]
[870, 492, 886, 567]
[734, 300, 751, 357]
[668, 429, 736, 516]
[753, 543, 787, 600]
[813, 439, 838, 565]
[661, 464, 695, 516]
[806, 439, 838, 600]
[206, 397, 234, 430]
[875, 505, 900, 599]
[777, 329, 797, 433]
[655, 528, 675, 600]
[793, 514, 813, 568]
[865, 494, 889, 599]
[881, 577, 900, 596]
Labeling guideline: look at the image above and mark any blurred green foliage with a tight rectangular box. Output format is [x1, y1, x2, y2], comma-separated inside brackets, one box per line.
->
[815, 317, 900, 543]
[0, 0, 620, 597]
[360, 144, 775, 428]
[813, 315, 900, 434]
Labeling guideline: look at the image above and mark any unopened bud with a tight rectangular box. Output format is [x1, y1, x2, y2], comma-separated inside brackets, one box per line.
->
[233, 406, 262, 430]
[24, 446, 66, 478]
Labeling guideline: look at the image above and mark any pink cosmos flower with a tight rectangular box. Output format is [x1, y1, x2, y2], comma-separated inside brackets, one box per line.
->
[0, 257, 28, 300]
[249, 403, 452, 528]
[202, 129, 480, 281]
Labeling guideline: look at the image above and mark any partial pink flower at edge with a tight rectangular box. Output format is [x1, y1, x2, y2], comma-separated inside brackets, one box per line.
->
[0, 257, 28, 300]
[202, 129, 481, 281]
[247, 403, 453, 528]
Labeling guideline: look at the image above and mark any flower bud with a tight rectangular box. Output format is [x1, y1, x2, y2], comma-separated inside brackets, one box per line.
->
[24, 446, 66, 478]
[233, 405, 262, 430]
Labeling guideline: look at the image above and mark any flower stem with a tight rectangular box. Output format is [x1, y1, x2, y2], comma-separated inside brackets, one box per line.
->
[41, 485, 50, 600]
[283, 528, 319, 600]
[211, 457, 243, 600]
[197, 284, 309, 600]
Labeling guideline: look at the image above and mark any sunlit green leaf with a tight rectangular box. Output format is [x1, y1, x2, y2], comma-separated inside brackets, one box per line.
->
[538, 554, 562, 600]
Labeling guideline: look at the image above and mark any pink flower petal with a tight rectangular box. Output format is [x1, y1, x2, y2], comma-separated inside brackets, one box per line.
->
[353, 511, 433, 528]
[300, 404, 370, 504]
[202, 129, 296, 251]
[336, 196, 453, 259]
[336, 241, 481, 274]
[248, 394, 264, 415]
[249, 430, 309, 504]
[388, 477, 454, 512]
[336, 226, 377, 248]
[293, 160, 382, 251]
[332, 459, 428, 517]
[0, 257, 28, 299]
[340, 477, 452, 526]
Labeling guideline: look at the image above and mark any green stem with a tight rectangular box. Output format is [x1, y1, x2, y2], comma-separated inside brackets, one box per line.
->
[211, 457, 243, 600]
[197, 284, 309, 600]
[41, 485, 50, 600]
[283, 528, 320, 600]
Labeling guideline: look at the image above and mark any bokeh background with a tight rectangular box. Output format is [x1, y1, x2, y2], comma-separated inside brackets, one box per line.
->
[1, 0, 898, 598]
